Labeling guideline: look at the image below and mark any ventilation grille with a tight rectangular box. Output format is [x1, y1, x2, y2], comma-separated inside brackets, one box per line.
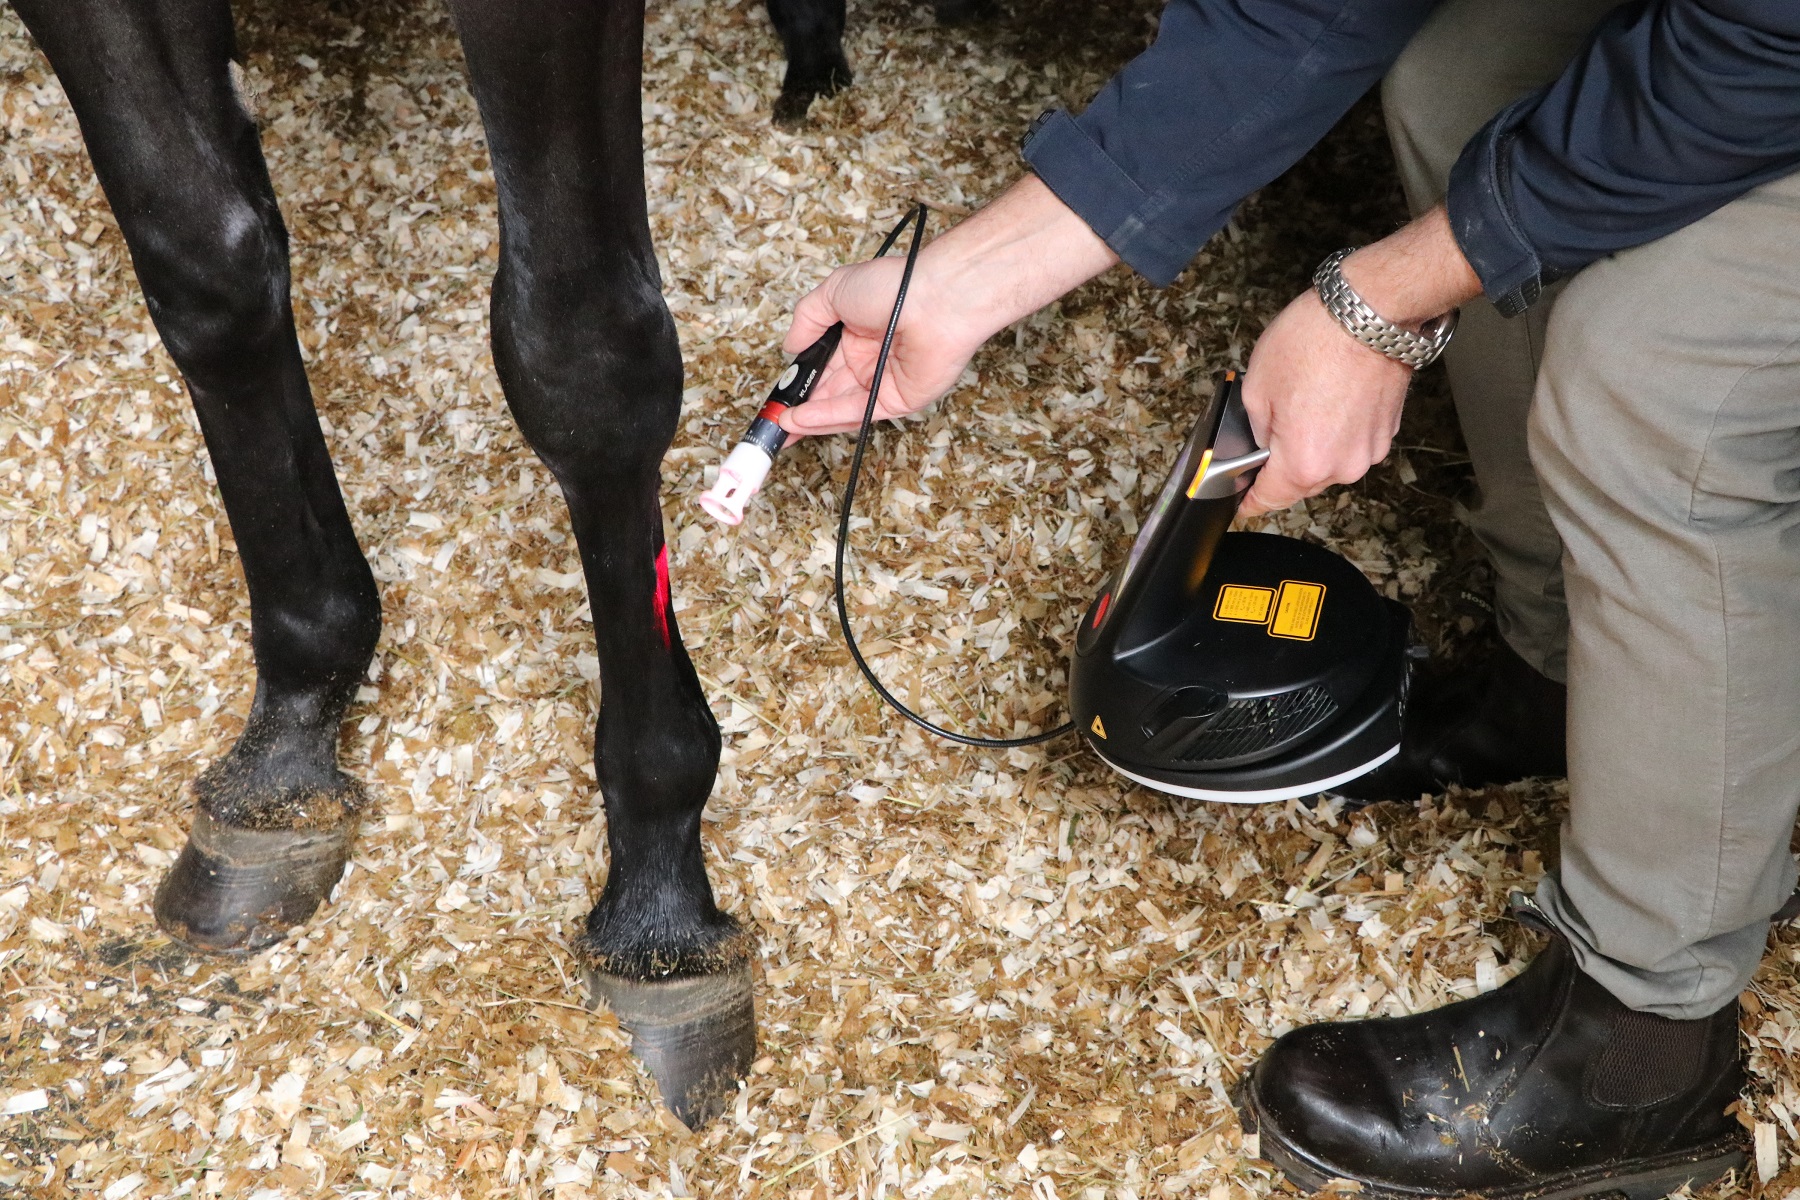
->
[1175, 685, 1338, 763]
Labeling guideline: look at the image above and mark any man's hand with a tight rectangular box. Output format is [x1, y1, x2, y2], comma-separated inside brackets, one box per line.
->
[1239, 293, 1412, 515]
[779, 174, 1118, 438]
[1239, 206, 1483, 516]
[780, 256, 984, 436]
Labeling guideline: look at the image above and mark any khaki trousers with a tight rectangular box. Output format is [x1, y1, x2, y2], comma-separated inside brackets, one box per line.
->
[1383, 0, 1800, 1016]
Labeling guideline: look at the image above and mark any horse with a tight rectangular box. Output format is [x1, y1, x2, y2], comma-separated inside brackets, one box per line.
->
[11, 0, 759, 1128]
[768, 0, 991, 124]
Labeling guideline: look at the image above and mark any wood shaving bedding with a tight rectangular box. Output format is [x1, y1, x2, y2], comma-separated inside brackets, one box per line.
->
[1, 1, 1793, 1197]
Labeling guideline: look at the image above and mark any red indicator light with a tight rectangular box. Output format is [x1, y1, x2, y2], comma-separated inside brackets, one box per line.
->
[1092, 592, 1111, 628]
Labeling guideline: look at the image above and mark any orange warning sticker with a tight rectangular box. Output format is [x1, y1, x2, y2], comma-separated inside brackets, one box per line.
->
[1090, 715, 1108, 739]
[1213, 584, 1276, 624]
[1270, 581, 1325, 640]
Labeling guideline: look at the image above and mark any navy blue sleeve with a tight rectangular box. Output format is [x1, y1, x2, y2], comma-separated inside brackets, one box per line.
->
[1448, 0, 1800, 316]
[1022, 0, 1439, 287]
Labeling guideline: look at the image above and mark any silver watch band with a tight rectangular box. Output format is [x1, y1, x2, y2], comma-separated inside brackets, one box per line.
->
[1313, 247, 1458, 370]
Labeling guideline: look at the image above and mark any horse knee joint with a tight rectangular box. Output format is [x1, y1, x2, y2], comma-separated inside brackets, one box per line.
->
[139, 207, 290, 392]
[493, 289, 683, 473]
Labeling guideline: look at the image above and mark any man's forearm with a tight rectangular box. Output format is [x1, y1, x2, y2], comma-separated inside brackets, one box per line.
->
[1024, 0, 1438, 286]
[920, 175, 1119, 339]
[1341, 205, 1482, 328]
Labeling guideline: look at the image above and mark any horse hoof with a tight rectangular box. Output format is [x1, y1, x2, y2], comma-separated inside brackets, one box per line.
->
[586, 964, 756, 1128]
[773, 90, 816, 127]
[153, 810, 355, 954]
[774, 62, 853, 127]
[931, 0, 994, 24]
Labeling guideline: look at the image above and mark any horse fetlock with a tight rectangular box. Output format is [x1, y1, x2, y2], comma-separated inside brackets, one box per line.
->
[575, 897, 753, 981]
[775, 55, 853, 125]
[255, 579, 382, 684]
[595, 737, 720, 826]
[154, 809, 356, 954]
[930, 0, 995, 26]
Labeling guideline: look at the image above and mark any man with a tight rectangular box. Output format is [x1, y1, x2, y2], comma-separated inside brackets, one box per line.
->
[780, 0, 1800, 1195]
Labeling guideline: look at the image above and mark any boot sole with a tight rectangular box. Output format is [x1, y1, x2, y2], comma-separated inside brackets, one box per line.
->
[1238, 1075, 1748, 1200]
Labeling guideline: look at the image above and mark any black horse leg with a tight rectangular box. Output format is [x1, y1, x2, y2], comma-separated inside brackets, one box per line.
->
[766, 0, 853, 125]
[446, 0, 752, 1128]
[14, 1, 380, 951]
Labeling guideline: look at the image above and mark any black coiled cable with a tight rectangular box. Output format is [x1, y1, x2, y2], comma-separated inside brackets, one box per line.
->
[832, 204, 1074, 749]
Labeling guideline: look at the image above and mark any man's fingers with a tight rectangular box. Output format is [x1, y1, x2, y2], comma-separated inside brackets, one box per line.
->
[1240, 446, 1339, 515]
[1238, 474, 1304, 517]
[780, 369, 886, 434]
[780, 396, 909, 437]
[783, 286, 841, 355]
[1241, 443, 1389, 515]
[781, 391, 866, 435]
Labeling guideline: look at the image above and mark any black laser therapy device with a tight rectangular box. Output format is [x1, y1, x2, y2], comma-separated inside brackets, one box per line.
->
[705, 206, 1413, 803]
[1068, 372, 1412, 802]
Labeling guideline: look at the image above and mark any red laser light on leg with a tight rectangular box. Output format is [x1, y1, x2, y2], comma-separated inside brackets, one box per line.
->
[653, 545, 671, 649]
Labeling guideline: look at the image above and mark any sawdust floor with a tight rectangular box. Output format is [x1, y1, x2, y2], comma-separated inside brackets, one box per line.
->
[2, 0, 1798, 1197]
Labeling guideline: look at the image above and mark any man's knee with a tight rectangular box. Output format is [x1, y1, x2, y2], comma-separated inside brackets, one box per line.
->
[1380, 24, 1484, 189]
[1531, 272, 1639, 479]
[1383, 0, 1617, 206]
[1530, 256, 1720, 527]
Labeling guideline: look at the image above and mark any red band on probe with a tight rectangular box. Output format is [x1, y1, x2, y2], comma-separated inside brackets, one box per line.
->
[756, 401, 787, 424]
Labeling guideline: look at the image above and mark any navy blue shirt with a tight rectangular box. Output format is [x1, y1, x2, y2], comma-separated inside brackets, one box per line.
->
[1022, 0, 1800, 315]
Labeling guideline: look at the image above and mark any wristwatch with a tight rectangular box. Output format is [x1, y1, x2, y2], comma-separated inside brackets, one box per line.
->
[1313, 248, 1458, 369]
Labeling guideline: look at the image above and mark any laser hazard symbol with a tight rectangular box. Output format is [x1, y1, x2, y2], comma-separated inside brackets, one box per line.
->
[1211, 580, 1325, 641]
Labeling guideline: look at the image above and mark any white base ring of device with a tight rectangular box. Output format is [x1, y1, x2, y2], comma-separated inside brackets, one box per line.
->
[1091, 743, 1400, 805]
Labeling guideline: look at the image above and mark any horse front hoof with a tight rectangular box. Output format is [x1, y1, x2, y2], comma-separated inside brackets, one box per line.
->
[774, 62, 853, 127]
[586, 964, 756, 1128]
[153, 810, 355, 954]
[931, 0, 994, 24]
[773, 88, 817, 127]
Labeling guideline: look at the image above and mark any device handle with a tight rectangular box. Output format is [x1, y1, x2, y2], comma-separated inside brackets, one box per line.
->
[1099, 373, 1266, 655]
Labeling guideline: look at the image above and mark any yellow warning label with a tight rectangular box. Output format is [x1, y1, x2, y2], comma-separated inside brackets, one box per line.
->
[1213, 584, 1276, 624]
[1090, 715, 1108, 739]
[1270, 581, 1326, 640]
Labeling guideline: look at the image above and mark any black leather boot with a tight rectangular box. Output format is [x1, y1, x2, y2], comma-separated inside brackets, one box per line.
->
[1336, 640, 1567, 802]
[1239, 902, 1748, 1199]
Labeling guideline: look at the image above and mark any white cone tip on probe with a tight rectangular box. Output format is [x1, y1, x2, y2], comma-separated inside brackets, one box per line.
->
[696, 322, 844, 525]
[698, 443, 774, 525]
